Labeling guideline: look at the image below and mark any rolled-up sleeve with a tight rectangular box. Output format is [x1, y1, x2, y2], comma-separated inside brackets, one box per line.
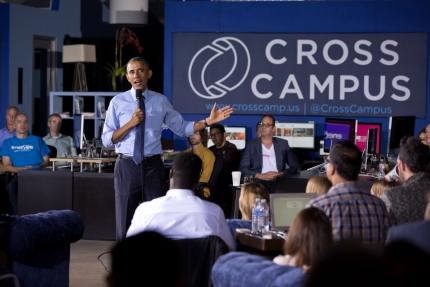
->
[102, 99, 118, 148]
[162, 97, 194, 137]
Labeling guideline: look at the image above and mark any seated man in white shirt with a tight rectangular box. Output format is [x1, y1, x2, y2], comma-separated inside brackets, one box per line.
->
[126, 152, 235, 251]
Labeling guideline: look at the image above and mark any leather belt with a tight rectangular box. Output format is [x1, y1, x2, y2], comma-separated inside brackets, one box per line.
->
[119, 154, 161, 162]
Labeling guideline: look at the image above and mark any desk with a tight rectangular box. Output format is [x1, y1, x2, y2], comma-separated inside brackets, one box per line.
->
[76, 158, 117, 173]
[18, 169, 73, 215]
[50, 158, 76, 171]
[236, 231, 284, 259]
[18, 169, 116, 240]
[275, 170, 377, 194]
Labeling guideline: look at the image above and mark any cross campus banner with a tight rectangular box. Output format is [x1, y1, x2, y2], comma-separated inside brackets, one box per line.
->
[172, 33, 427, 117]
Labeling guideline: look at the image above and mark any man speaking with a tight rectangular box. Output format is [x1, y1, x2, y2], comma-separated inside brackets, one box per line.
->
[102, 57, 233, 242]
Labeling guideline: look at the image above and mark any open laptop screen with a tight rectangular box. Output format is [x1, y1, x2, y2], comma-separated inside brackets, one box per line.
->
[270, 193, 317, 231]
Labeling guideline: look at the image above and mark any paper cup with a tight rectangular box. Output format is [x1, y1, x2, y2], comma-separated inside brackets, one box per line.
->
[385, 164, 399, 182]
[232, 171, 242, 186]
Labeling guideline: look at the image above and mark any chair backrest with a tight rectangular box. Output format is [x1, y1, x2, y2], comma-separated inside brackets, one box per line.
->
[173, 236, 229, 287]
[208, 155, 225, 186]
[47, 145, 57, 158]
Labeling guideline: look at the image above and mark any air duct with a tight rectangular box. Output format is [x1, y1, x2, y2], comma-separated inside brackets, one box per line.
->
[109, 0, 148, 25]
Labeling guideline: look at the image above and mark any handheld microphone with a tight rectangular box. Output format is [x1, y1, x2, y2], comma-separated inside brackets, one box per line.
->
[136, 89, 142, 110]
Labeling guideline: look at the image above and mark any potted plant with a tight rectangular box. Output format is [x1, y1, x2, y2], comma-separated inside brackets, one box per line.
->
[105, 27, 144, 91]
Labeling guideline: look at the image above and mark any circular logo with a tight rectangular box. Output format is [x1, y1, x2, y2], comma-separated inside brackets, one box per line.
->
[188, 37, 251, 99]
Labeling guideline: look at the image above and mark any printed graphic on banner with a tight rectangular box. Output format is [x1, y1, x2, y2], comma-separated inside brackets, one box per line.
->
[172, 33, 427, 117]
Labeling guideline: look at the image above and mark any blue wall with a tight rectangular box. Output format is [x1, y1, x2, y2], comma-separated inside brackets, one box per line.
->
[164, 0, 430, 153]
[0, 4, 10, 119]
[0, 0, 81, 130]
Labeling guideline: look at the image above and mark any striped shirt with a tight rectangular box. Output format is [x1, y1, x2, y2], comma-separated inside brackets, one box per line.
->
[307, 181, 390, 245]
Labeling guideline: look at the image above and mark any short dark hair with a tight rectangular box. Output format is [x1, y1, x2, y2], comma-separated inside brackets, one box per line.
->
[330, 140, 362, 181]
[126, 57, 150, 72]
[209, 123, 225, 134]
[398, 136, 430, 173]
[48, 113, 62, 122]
[172, 152, 202, 189]
[187, 128, 209, 147]
[110, 231, 181, 287]
[260, 115, 275, 126]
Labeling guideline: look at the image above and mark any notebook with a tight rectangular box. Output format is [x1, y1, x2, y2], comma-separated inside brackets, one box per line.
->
[269, 193, 318, 232]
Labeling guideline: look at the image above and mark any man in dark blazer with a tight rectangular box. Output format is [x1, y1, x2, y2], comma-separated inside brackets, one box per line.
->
[239, 115, 300, 193]
[386, 193, 430, 255]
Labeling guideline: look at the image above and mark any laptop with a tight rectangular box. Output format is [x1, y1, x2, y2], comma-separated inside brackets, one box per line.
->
[269, 193, 318, 232]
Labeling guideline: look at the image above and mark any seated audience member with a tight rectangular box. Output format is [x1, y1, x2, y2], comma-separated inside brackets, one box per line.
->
[208, 124, 241, 212]
[106, 231, 181, 287]
[126, 152, 235, 251]
[307, 140, 390, 245]
[273, 207, 333, 270]
[0, 113, 51, 215]
[239, 115, 300, 193]
[418, 128, 427, 145]
[305, 175, 332, 196]
[185, 128, 215, 197]
[43, 113, 77, 163]
[239, 182, 270, 220]
[0, 106, 19, 151]
[305, 242, 395, 287]
[383, 240, 430, 286]
[385, 193, 430, 255]
[370, 179, 398, 198]
[380, 136, 430, 225]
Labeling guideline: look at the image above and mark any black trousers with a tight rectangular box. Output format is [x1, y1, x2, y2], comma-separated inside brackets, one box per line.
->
[114, 155, 165, 242]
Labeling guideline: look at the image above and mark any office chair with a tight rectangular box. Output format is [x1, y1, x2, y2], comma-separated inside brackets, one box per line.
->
[47, 145, 57, 158]
[173, 236, 229, 287]
[195, 156, 225, 199]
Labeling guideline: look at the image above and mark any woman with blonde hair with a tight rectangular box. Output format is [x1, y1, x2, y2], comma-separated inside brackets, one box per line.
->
[273, 207, 333, 269]
[239, 182, 270, 220]
[306, 175, 332, 196]
[371, 179, 398, 198]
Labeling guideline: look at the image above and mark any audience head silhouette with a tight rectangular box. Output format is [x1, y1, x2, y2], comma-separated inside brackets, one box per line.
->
[107, 231, 181, 287]
[328, 140, 361, 182]
[398, 136, 430, 176]
[370, 179, 398, 197]
[170, 152, 202, 190]
[283, 207, 333, 267]
[305, 175, 332, 196]
[239, 182, 270, 220]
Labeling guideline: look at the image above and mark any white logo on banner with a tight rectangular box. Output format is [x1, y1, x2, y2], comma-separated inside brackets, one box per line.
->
[188, 37, 251, 99]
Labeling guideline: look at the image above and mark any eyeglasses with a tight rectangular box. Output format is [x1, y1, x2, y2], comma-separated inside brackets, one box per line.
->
[324, 157, 331, 166]
[258, 122, 274, 128]
[210, 132, 222, 138]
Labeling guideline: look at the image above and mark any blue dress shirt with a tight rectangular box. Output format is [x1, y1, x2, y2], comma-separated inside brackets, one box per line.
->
[102, 88, 194, 157]
[0, 127, 16, 150]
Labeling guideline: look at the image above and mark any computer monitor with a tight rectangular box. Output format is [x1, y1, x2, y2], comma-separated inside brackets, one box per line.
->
[366, 128, 378, 155]
[269, 193, 318, 232]
[356, 123, 382, 153]
[274, 121, 315, 149]
[73, 114, 86, 149]
[207, 126, 246, 149]
[324, 118, 357, 152]
[387, 116, 416, 154]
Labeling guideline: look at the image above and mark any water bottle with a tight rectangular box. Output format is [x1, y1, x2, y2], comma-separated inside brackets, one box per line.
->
[378, 156, 385, 180]
[259, 199, 270, 233]
[251, 198, 261, 235]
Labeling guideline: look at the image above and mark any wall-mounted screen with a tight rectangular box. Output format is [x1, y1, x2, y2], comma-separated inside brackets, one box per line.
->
[387, 116, 416, 154]
[274, 121, 315, 149]
[207, 126, 246, 149]
[356, 123, 382, 153]
[324, 118, 357, 152]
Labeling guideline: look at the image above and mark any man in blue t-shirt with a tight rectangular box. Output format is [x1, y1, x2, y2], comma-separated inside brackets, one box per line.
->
[0, 113, 51, 214]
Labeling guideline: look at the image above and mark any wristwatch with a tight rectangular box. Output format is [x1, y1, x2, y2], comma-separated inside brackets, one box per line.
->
[203, 118, 210, 127]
